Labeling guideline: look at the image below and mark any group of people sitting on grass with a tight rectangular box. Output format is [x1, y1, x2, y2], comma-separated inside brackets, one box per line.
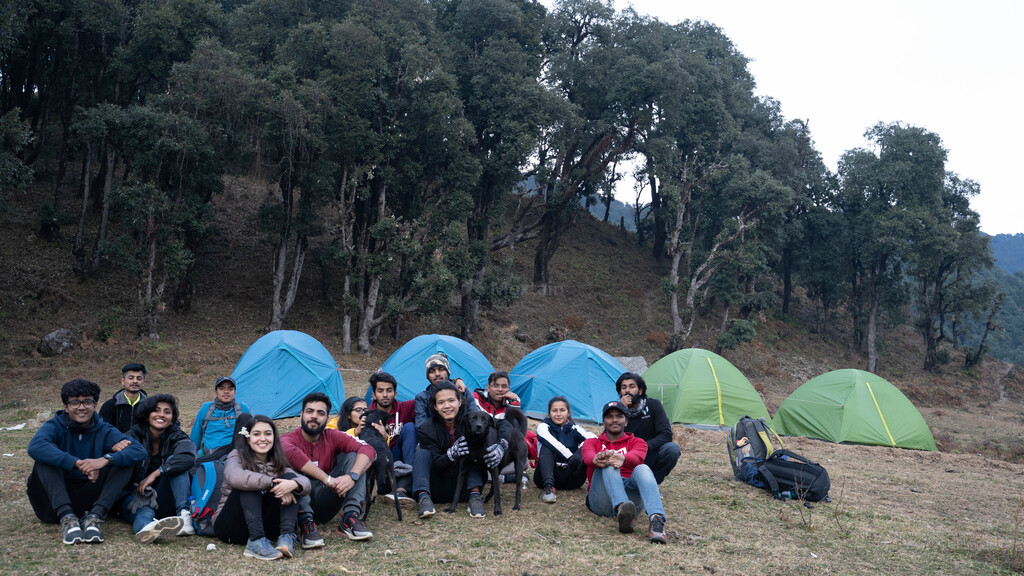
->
[27, 352, 682, 559]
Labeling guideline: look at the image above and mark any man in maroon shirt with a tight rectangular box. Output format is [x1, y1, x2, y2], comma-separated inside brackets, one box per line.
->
[281, 392, 376, 545]
[366, 371, 416, 501]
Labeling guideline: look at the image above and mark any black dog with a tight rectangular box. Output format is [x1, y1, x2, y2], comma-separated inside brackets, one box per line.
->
[447, 407, 529, 515]
[358, 409, 402, 521]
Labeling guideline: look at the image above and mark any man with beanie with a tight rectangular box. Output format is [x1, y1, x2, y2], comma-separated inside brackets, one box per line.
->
[99, 363, 148, 433]
[413, 352, 481, 429]
[27, 378, 146, 544]
[616, 372, 680, 484]
[581, 400, 667, 543]
[189, 376, 253, 457]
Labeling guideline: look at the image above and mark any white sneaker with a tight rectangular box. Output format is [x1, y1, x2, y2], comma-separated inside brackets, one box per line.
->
[176, 509, 194, 536]
[135, 516, 184, 544]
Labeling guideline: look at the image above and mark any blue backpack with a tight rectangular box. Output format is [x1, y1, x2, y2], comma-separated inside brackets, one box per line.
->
[189, 460, 225, 536]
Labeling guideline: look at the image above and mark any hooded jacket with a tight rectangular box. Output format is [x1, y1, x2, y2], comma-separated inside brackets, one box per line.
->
[580, 431, 648, 491]
[128, 421, 197, 481]
[28, 411, 146, 479]
[99, 389, 148, 433]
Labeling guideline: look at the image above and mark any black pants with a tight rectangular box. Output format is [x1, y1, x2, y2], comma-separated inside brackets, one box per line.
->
[26, 461, 132, 522]
[532, 445, 587, 491]
[214, 485, 299, 544]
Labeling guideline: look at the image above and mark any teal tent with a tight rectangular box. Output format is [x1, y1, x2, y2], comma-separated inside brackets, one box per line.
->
[233, 330, 345, 419]
[641, 348, 771, 428]
[774, 369, 937, 451]
[370, 334, 495, 402]
[509, 340, 625, 422]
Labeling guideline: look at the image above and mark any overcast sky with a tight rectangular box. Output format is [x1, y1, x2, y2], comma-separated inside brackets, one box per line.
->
[609, 0, 1023, 235]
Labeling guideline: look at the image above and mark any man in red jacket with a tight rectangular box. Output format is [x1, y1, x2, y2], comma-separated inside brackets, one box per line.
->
[581, 400, 667, 544]
[366, 371, 415, 501]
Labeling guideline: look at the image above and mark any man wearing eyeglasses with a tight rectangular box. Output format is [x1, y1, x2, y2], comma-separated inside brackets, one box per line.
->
[471, 371, 520, 419]
[27, 379, 145, 545]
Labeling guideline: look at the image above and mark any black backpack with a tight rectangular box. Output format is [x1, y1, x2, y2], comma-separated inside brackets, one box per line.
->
[756, 449, 831, 503]
[727, 416, 784, 480]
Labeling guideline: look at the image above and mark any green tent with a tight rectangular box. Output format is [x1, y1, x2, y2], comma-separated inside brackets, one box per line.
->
[773, 369, 937, 451]
[641, 348, 771, 428]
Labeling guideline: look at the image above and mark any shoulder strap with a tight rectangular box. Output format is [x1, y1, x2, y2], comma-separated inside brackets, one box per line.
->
[199, 402, 217, 436]
[756, 461, 781, 496]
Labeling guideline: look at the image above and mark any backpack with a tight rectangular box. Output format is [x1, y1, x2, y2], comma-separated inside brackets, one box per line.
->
[756, 449, 831, 503]
[727, 416, 784, 481]
[198, 402, 243, 456]
[189, 459, 226, 536]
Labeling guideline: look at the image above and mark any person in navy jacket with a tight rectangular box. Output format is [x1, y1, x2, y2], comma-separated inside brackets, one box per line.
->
[27, 378, 145, 545]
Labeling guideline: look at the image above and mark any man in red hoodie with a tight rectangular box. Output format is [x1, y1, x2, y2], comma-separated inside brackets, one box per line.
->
[581, 400, 668, 544]
[366, 371, 415, 501]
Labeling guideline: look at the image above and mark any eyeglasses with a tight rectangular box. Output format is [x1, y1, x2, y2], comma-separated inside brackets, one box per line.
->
[351, 407, 366, 414]
[67, 399, 96, 408]
[488, 383, 510, 391]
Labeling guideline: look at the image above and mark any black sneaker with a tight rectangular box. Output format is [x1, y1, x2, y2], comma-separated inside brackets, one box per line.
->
[616, 501, 636, 534]
[60, 514, 83, 545]
[418, 493, 435, 519]
[338, 513, 373, 541]
[467, 493, 485, 518]
[649, 514, 667, 544]
[80, 513, 104, 543]
[298, 516, 324, 549]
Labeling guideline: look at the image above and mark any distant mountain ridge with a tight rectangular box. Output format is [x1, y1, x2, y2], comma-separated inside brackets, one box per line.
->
[990, 233, 1024, 274]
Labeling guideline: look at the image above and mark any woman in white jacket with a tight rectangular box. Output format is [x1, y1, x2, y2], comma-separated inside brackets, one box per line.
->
[213, 415, 311, 560]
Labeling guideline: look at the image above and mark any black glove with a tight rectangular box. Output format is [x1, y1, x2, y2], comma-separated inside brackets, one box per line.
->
[484, 439, 508, 468]
[447, 437, 469, 461]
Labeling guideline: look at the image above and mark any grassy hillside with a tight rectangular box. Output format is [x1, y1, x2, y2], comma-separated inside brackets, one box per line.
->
[2, 179, 1024, 574]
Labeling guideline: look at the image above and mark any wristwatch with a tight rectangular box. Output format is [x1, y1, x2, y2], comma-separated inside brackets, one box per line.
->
[102, 453, 114, 461]
[347, 471, 360, 481]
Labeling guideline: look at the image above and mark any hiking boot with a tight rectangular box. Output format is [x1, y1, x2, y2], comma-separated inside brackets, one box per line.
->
[338, 512, 373, 541]
[135, 515, 184, 544]
[418, 493, 435, 518]
[468, 492, 486, 518]
[298, 516, 324, 549]
[80, 514, 104, 543]
[275, 533, 296, 558]
[60, 514, 83, 545]
[649, 514, 667, 544]
[541, 487, 557, 504]
[244, 537, 282, 561]
[616, 501, 636, 534]
[397, 490, 416, 506]
[176, 508, 195, 536]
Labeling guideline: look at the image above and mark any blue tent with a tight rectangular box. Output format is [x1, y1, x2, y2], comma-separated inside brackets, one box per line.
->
[368, 334, 495, 402]
[509, 340, 625, 422]
[233, 330, 346, 419]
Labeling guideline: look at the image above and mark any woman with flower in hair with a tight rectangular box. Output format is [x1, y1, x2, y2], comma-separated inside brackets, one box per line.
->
[213, 415, 311, 560]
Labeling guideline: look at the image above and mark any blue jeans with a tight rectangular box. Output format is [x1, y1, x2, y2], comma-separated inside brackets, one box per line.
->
[121, 471, 191, 533]
[586, 464, 665, 519]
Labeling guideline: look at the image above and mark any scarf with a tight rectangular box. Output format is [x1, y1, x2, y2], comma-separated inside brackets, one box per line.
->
[213, 399, 235, 411]
[624, 397, 647, 420]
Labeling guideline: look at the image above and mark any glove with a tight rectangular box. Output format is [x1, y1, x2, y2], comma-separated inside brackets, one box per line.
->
[447, 437, 469, 461]
[393, 460, 413, 477]
[484, 439, 508, 468]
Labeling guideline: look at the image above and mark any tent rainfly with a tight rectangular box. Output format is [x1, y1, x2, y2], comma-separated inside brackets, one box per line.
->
[773, 369, 937, 451]
[233, 330, 346, 419]
[370, 334, 495, 403]
[509, 340, 625, 422]
[641, 348, 772, 428]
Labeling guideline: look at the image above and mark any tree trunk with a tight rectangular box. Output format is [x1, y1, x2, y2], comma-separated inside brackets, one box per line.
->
[460, 266, 485, 342]
[341, 272, 352, 354]
[866, 285, 880, 373]
[72, 144, 94, 277]
[532, 211, 562, 294]
[88, 150, 116, 276]
[650, 170, 666, 261]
